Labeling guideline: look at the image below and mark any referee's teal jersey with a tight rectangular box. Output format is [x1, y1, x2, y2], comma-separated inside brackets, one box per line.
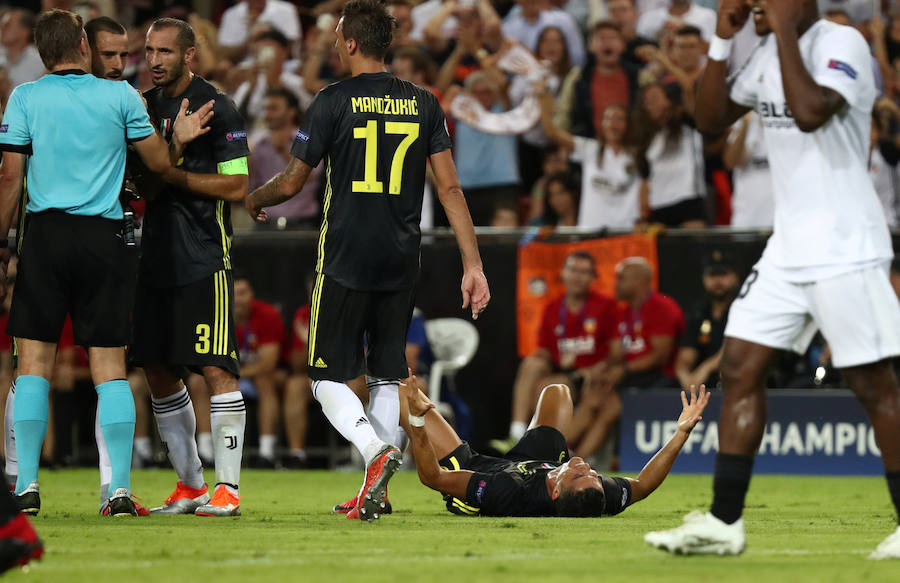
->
[0, 70, 154, 219]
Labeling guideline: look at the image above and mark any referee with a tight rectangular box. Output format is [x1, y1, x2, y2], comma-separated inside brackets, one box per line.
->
[0, 9, 187, 517]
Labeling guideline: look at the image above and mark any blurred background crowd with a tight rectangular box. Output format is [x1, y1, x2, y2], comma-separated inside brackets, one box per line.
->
[1, 0, 899, 472]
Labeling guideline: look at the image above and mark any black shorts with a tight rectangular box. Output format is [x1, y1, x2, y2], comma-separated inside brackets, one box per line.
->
[129, 269, 240, 376]
[649, 196, 707, 226]
[439, 426, 571, 472]
[7, 211, 132, 347]
[307, 273, 415, 382]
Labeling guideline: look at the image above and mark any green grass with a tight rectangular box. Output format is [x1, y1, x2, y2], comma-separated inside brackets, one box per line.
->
[5, 469, 899, 582]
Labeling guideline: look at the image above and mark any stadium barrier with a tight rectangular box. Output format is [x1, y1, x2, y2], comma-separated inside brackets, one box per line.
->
[619, 388, 883, 475]
[231, 227, 897, 450]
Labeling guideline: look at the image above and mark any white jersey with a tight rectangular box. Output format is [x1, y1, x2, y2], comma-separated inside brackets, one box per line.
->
[645, 124, 705, 210]
[869, 145, 899, 228]
[730, 20, 892, 281]
[571, 137, 641, 230]
[729, 113, 774, 229]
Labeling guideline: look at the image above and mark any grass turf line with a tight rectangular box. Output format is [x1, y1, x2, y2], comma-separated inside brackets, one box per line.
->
[4, 469, 898, 582]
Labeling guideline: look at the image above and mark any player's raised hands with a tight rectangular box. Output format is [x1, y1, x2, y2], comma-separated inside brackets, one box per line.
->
[173, 98, 215, 147]
[764, 0, 806, 36]
[716, 0, 750, 39]
[461, 267, 490, 320]
[676, 384, 710, 434]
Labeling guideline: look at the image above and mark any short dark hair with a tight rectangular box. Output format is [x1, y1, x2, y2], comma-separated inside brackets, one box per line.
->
[255, 28, 289, 48]
[150, 17, 195, 51]
[675, 24, 702, 39]
[556, 487, 606, 517]
[265, 86, 299, 111]
[341, 0, 395, 61]
[85, 16, 126, 48]
[592, 19, 623, 36]
[34, 9, 85, 70]
[565, 250, 597, 274]
[393, 47, 434, 78]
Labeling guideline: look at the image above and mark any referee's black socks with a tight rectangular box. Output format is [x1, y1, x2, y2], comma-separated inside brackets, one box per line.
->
[887, 471, 900, 525]
[710, 453, 754, 525]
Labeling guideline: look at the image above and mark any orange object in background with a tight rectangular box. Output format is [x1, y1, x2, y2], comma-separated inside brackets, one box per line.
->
[516, 234, 659, 358]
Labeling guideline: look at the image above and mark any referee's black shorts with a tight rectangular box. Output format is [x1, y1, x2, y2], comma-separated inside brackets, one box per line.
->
[307, 273, 416, 382]
[7, 210, 133, 347]
[129, 269, 240, 377]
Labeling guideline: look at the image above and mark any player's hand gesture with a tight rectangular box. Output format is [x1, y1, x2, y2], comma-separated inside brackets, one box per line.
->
[676, 384, 710, 435]
[245, 193, 268, 222]
[461, 267, 490, 320]
[765, 0, 804, 36]
[173, 98, 215, 147]
[716, 0, 750, 39]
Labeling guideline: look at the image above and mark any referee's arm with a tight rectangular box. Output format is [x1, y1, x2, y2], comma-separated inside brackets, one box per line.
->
[0, 151, 25, 247]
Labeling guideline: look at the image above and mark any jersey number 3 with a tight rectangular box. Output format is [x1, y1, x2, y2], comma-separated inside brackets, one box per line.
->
[352, 120, 419, 195]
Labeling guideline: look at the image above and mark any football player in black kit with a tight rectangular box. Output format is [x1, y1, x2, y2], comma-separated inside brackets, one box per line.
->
[401, 378, 710, 517]
[132, 18, 250, 517]
[246, 0, 490, 520]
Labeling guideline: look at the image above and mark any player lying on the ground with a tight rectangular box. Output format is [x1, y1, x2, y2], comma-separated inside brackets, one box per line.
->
[399, 379, 709, 517]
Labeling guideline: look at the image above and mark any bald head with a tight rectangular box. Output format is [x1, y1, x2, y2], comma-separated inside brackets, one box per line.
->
[615, 256, 653, 302]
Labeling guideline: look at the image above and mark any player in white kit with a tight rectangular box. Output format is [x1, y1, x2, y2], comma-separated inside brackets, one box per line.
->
[644, 0, 900, 558]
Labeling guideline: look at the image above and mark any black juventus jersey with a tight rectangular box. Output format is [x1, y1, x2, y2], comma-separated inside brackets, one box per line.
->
[292, 72, 452, 291]
[462, 458, 632, 518]
[141, 76, 250, 287]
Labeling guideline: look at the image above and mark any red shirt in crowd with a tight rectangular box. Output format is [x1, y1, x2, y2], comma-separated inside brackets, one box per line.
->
[0, 313, 10, 353]
[617, 292, 685, 377]
[537, 291, 619, 370]
[290, 304, 311, 354]
[591, 69, 629, 134]
[236, 299, 286, 366]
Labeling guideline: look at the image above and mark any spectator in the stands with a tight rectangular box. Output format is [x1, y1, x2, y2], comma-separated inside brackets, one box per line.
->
[557, 21, 640, 138]
[0, 9, 43, 88]
[540, 85, 643, 231]
[387, 0, 418, 53]
[502, 0, 586, 66]
[490, 201, 522, 227]
[608, 256, 685, 389]
[218, 0, 301, 63]
[636, 0, 716, 44]
[606, 0, 655, 68]
[283, 272, 319, 468]
[531, 172, 579, 227]
[490, 251, 618, 452]
[420, 0, 502, 58]
[724, 112, 774, 229]
[232, 29, 310, 128]
[249, 87, 321, 230]
[447, 71, 521, 225]
[509, 26, 572, 190]
[391, 47, 437, 94]
[527, 146, 569, 223]
[635, 83, 706, 227]
[675, 251, 740, 390]
[233, 273, 286, 468]
[434, 2, 503, 93]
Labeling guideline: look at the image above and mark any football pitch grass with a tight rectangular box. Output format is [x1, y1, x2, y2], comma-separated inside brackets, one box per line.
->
[5, 469, 899, 582]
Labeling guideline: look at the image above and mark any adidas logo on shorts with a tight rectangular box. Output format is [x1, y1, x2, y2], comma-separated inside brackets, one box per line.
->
[314, 357, 327, 368]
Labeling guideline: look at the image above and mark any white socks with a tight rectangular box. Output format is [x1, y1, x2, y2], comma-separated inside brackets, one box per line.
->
[259, 434, 276, 460]
[197, 432, 213, 461]
[95, 411, 111, 502]
[4, 385, 16, 484]
[210, 391, 245, 493]
[152, 387, 204, 490]
[134, 437, 153, 461]
[313, 380, 385, 464]
[510, 421, 527, 441]
[366, 378, 402, 449]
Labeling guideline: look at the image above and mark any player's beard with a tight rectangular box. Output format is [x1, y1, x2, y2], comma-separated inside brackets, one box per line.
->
[152, 60, 184, 87]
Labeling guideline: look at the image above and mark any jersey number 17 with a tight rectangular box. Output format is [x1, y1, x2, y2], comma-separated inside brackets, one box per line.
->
[352, 120, 420, 195]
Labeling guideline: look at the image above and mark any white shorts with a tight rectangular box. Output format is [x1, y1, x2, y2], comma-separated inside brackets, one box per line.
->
[724, 260, 900, 368]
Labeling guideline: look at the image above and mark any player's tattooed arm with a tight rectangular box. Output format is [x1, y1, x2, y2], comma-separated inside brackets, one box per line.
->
[627, 385, 710, 503]
[768, 0, 846, 132]
[246, 158, 313, 222]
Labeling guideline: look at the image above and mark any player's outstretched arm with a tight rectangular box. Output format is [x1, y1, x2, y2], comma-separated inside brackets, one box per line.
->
[245, 158, 313, 222]
[626, 385, 710, 504]
[131, 131, 174, 176]
[400, 383, 472, 499]
[767, 0, 846, 132]
[430, 149, 490, 320]
[696, 0, 751, 134]
[161, 165, 248, 203]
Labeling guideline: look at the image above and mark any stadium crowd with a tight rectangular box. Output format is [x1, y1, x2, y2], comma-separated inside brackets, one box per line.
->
[1, 0, 899, 473]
